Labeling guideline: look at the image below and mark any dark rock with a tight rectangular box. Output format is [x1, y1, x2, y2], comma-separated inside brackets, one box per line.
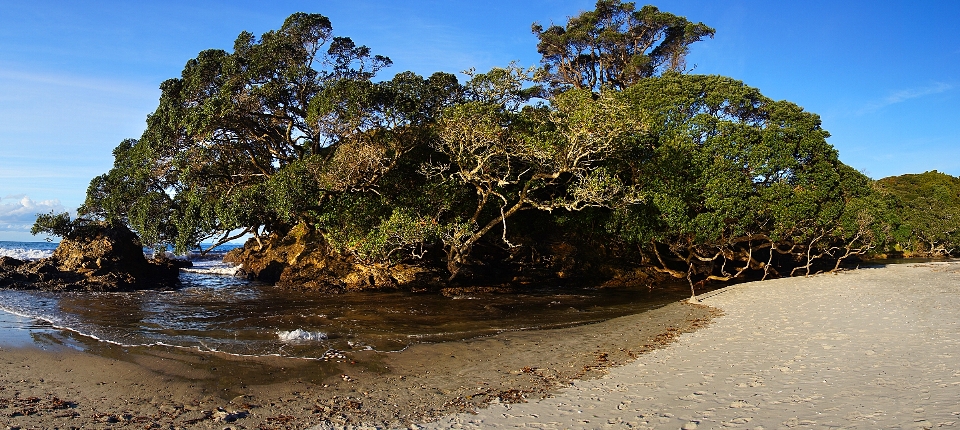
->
[0, 222, 180, 291]
[0, 256, 25, 268]
[167, 258, 194, 269]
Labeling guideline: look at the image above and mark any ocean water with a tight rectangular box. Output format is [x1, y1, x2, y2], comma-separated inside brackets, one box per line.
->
[0, 240, 59, 260]
[0, 241, 695, 358]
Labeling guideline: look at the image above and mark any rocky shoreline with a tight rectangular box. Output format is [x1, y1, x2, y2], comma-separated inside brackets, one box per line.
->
[0, 224, 182, 291]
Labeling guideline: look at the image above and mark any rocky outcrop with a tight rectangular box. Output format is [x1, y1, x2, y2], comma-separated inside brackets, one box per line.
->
[222, 223, 677, 292]
[224, 223, 443, 293]
[0, 223, 184, 291]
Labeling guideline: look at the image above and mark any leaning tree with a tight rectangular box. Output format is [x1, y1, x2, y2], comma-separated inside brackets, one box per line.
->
[78, 13, 460, 255]
[605, 73, 886, 297]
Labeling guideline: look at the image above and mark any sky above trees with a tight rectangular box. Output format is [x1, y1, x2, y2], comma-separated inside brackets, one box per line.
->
[1, 0, 958, 241]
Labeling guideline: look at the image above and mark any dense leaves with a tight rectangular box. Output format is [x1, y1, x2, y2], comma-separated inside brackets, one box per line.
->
[43, 3, 956, 291]
[532, 0, 714, 91]
[876, 171, 960, 256]
[79, 13, 453, 254]
[596, 73, 887, 292]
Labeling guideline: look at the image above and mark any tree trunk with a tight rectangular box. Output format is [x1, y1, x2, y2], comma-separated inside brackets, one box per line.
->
[687, 262, 698, 302]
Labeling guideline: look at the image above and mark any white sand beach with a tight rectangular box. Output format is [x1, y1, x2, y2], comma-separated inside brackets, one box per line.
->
[422, 262, 960, 429]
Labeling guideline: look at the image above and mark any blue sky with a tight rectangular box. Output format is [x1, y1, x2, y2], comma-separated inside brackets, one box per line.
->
[1, 0, 958, 241]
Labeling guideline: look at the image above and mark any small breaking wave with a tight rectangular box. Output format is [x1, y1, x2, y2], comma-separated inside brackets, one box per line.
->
[1, 241, 243, 264]
[278, 329, 328, 342]
[0, 242, 56, 261]
[177, 255, 244, 278]
[181, 265, 243, 277]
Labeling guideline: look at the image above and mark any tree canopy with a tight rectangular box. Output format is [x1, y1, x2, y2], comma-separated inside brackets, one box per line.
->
[876, 171, 960, 256]
[532, 0, 714, 91]
[37, 2, 956, 293]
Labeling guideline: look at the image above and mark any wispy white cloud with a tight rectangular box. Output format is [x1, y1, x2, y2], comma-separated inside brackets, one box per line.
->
[0, 67, 154, 98]
[0, 195, 65, 232]
[858, 82, 954, 114]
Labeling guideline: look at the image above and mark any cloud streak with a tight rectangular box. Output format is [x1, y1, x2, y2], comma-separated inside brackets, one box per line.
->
[0, 67, 155, 98]
[858, 82, 954, 114]
[0, 195, 65, 232]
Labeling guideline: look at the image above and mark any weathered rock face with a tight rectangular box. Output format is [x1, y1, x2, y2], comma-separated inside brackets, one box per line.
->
[224, 223, 443, 292]
[52, 221, 151, 275]
[221, 223, 679, 292]
[0, 223, 183, 291]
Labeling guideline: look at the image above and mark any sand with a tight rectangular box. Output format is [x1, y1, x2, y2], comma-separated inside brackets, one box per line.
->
[0, 290, 715, 429]
[422, 262, 960, 429]
[4, 262, 959, 429]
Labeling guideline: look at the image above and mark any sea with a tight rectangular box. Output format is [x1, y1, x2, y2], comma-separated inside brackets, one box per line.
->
[0, 241, 695, 359]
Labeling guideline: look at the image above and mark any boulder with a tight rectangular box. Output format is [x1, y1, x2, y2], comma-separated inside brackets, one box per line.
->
[225, 223, 442, 292]
[0, 223, 181, 291]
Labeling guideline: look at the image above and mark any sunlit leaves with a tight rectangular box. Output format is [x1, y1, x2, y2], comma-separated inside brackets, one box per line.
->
[533, 0, 714, 91]
[877, 171, 960, 255]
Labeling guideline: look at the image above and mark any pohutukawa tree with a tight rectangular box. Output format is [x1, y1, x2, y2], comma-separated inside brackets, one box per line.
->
[79, 13, 442, 254]
[35, 4, 926, 290]
[431, 65, 645, 279]
[532, 0, 715, 91]
[876, 171, 960, 256]
[605, 73, 885, 298]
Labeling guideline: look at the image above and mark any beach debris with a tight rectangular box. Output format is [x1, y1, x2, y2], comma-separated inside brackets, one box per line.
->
[178, 409, 214, 425]
[322, 349, 348, 361]
[213, 407, 247, 423]
[495, 389, 526, 403]
[266, 414, 296, 425]
[0, 393, 76, 418]
[95, 413, 119, 423]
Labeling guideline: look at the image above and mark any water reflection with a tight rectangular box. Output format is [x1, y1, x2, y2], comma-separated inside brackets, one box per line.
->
[0, 269, 699, 358]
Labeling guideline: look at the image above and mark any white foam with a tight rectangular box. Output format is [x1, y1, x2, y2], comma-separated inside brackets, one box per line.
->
[278, 328, 328, 342]
[178, 257, 244, 277]
[181, 265, 243, 277]
[0, 247, 53, 261]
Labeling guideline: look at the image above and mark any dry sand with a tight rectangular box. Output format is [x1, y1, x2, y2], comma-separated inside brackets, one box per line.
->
[421, 262, 960, 429]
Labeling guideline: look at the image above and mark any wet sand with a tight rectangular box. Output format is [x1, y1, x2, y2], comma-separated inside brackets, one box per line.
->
[0, 292, 716, 428]
[425, 262, 960, 429]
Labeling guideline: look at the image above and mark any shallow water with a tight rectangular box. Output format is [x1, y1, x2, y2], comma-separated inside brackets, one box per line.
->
[0, 310, 60, 348]
[4, 240, 938, 359]
[1, 241, 700, 357]
[0, 275, 694, 357]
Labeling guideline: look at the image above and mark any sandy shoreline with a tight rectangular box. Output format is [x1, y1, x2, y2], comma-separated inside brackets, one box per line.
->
[425, 262, 960, 429]
[0, 289, 716, 429]
[5, 262, 958, 429]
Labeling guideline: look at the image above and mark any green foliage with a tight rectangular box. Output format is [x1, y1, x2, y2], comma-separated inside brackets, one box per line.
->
[533, 0, 714, 91]
[600, 73, 890, 281]
[430, 66, 648, 278]
[31, 212, 118, 244]
[58, 5, 951, 286]
[876, 171, 960, 255]
[79, 13, 458, 254]
[31, 211, 76, 239]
